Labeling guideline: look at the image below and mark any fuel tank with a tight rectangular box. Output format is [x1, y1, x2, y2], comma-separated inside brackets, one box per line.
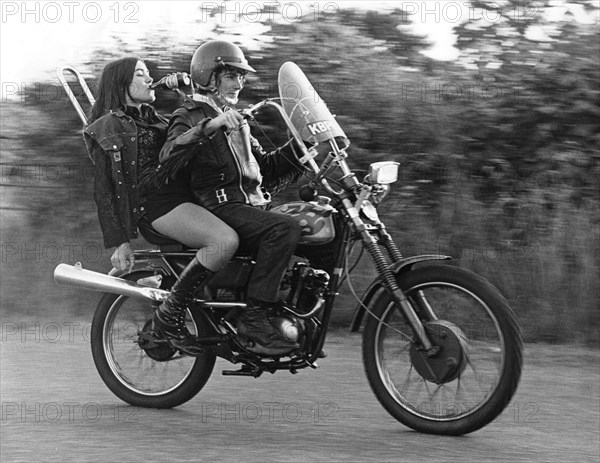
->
[271, 200, 336, 245]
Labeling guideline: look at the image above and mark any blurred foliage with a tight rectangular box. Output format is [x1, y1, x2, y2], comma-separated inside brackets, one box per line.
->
[2, 2, 598, 344]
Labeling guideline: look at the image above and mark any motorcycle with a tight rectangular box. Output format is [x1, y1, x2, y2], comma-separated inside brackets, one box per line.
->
[54, 62, 522, 435]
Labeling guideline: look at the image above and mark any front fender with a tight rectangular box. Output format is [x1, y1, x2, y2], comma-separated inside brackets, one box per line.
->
[348, 254, 451, 332]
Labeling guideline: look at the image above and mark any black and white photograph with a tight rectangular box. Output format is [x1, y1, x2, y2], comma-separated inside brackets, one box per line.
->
[1, 1, 599, 461]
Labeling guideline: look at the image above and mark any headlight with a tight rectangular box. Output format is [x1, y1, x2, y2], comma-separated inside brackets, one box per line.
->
[368, 161, 399, 185]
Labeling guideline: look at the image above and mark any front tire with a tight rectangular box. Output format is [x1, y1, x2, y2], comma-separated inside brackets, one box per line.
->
[362, 264, 522, 435]
[90, 271, 216, 408]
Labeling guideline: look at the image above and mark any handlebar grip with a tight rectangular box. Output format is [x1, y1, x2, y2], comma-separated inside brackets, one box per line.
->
[217, 109, 250, 133]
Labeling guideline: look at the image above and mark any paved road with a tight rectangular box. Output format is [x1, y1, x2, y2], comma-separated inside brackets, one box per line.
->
[1, 326, 598, 462]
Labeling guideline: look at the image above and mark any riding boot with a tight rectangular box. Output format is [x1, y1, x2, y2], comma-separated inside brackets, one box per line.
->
[237, 302, 299, 356]
[152, 257, 214, 356]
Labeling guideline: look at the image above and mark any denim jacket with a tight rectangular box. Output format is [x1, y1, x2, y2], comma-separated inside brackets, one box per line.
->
[83, 107, 166, 248]
[158, 96, 301, 210]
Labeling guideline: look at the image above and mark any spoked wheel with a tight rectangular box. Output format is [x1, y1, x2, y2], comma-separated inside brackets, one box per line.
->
[90, 271, 216, 408]
[363, 264, 522, 435]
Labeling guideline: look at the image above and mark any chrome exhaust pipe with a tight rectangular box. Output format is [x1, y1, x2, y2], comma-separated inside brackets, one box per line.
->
[53, 263, 168, 302]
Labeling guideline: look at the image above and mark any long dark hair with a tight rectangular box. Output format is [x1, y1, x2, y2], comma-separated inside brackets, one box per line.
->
[89, 57, 141, 124]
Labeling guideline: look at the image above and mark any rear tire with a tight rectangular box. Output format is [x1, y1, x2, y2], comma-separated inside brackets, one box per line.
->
[362, 264, 522, 435]
[90, 271, 216, 408]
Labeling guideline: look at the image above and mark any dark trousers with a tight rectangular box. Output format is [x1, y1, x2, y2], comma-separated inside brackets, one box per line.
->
[212, 202, 301, 303]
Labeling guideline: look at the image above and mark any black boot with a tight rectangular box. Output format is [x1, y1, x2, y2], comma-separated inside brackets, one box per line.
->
[152, 258, 214, 356]
[237, 303, 299, 356]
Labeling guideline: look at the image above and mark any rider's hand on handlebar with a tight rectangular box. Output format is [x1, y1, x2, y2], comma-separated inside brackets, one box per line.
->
[204, 110, 245, 135]
[111, 242, 135, 272]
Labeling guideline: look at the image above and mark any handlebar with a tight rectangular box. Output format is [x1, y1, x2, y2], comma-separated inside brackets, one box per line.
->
[241, 99, 355, 197]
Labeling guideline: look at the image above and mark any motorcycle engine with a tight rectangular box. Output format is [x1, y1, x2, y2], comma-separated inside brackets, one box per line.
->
[268, 262, 330, 343]
[270, 314, 302, 342]
[282, 262, 330, 316]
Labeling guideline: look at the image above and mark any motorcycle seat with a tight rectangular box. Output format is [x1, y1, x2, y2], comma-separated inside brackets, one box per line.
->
[137, 216, 256, 260]
[137, 215, 187, 249]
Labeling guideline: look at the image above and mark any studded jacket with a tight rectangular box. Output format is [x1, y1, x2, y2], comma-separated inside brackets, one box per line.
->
[157, 96, 302, 211]
[83, 106, 168, 248]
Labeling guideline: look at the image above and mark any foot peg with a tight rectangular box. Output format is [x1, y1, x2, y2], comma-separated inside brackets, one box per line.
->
[222, 367, 262, 378]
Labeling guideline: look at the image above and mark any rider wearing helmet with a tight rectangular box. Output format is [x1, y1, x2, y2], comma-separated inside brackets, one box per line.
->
[154, 40, 303, 355]
[190, 40, 256, 90]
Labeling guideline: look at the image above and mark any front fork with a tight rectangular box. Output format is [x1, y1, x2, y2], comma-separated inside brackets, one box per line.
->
[343, 199, 438, 355]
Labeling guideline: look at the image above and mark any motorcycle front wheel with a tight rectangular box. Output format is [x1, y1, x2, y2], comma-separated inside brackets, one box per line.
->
[362, 264, 522, 435]
[90, 271, 216, 408]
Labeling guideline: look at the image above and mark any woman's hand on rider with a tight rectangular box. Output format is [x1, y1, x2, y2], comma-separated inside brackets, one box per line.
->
[204, 110, 244, 136]
[111, 242, 135, 272]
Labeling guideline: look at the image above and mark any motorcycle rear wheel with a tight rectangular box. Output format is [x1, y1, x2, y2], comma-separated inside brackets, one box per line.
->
[90, 271, 216, 408]
[362, 264, 522, 435]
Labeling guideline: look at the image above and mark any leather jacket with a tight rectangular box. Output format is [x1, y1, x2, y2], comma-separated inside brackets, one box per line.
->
[158, 96, 301, 210]
[83, 106, 167, 248]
